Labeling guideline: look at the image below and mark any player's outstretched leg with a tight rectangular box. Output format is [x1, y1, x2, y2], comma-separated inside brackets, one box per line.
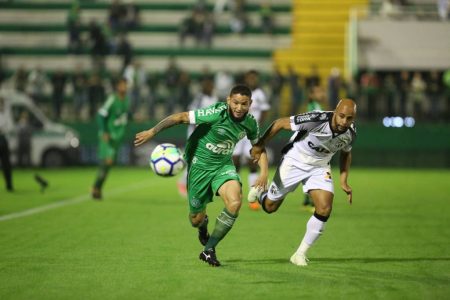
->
[92, 162, 111, 200]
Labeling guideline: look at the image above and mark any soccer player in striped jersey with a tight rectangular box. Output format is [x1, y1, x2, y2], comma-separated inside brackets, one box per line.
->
[248, 99, 357, 266]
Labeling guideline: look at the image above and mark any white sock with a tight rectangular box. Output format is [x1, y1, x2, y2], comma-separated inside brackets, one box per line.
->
[296, 215, 326, 255]
[248, 172, 258, 187]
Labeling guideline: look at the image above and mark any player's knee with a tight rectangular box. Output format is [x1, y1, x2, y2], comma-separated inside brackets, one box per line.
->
[315, 204, 332, 217]
[263, 199, 280, 214]
[189, 214, 204, 227]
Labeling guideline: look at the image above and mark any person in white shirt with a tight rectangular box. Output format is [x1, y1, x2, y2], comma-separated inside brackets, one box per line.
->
[232, 70, 270, 209]
[248, 99, 357, 266]
[0, 96, 13, 192]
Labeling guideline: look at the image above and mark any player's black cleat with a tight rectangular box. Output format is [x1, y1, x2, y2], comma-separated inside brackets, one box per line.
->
[91, 187, 102, 200]
[198, 216, 210, 246]
[34, 174, 48, 193]
[199, 248, 221, 267]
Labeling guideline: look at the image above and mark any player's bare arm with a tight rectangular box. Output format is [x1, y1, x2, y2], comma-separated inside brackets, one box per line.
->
[134, 112, 190, 146]
[339, 150, 353, 204]
[250, 117, 291, 162]
[253, 151, 269, 190]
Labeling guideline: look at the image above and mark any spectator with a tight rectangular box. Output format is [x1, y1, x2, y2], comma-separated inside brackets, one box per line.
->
[270, 67, 284, 118]
[398, 71, 410, 117]
[124, 61, 147, 115]
[108, 0, 126, 33]
[124, 0, 140, 30]
[214, 70, 234, 100]
[382, 73, 398, 116]
[88, 71, 106, 119]
[0, 96, 13, 192]
[360, 70, 380, 120]
[89, 20, 108, 70]
[409, 71, 427, 120]
[72, 65, 88, 120]
[287, 65, 303, 115]
[427, 71, 443, 120]
[259, 1, 274, 34]
[443, 68, 450, 120]
[51, 69, 67, 121]
[163, 57, 181, 115]
[27, 65, 48, 105]
[305, 64, 321, 90]
[178, 71, 192, 111]
[327, 67, 342, 110]
[230, 0, 249, 34]
[117, 34, 133, 71]
[67, 0, 82, 54]
[13, 66, 28, 93]
[17, 111, 32, 168]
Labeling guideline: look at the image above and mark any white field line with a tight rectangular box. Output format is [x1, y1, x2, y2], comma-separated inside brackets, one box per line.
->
[0, 180, 153, 222]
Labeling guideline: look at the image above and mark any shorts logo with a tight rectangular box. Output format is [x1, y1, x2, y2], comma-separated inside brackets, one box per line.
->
[325, 172, 332, 182]
[191, 197, 201, 208]
[220, 170, 237, 176]
[206, 140, 235, 155]
[270, 183, 279, 195]
[238, 131, 246, 139]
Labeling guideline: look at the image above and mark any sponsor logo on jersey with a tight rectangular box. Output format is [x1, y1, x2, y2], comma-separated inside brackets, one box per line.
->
[192, 156, 198, 164]
[197, 105, 226, 117]
[113, 113, 128, 126]
[319, 113, 327, 120]
[308, 141, 330, 153]
[206, 140, 235, 155]
[294, 113, 319, 124]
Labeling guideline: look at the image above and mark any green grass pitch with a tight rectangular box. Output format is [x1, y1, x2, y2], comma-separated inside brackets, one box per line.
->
[0, 167, 449, 300]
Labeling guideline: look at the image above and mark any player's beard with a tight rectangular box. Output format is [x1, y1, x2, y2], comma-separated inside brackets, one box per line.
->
[228, 107, 247, 122]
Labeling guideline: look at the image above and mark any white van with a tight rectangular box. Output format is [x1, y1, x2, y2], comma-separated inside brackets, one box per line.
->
[0, 89, 80, 167]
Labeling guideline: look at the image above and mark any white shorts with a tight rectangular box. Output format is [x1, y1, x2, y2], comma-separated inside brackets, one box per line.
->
[267, 155, 334, 201]
[233, 138, 252, 158]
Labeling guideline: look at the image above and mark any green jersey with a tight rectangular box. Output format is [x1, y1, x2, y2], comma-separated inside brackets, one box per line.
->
[185, 102, 259, 169]
[98, 93, 129, 141]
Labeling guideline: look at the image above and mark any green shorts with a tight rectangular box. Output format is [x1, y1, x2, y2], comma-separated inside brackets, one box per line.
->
[187, 163, 242, 213]
[98, 139, 120, 161]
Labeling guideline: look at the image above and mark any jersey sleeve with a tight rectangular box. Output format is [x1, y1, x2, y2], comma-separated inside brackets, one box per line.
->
[290, 111, 330, 132]
[342, 124, 357, 152]
[188, 103, 226, 125]
[97, 95, 115, 133]
[246, 116, 260, 145]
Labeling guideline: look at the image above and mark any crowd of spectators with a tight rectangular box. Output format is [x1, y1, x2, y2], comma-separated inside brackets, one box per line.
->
[1, 56, 449, 124]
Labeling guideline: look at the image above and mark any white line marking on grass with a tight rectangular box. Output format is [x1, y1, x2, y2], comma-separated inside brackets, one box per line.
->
[0, 180, 152, 222]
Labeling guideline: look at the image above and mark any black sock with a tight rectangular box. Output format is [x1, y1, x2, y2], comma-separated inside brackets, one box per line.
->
[94, 164, 110, 189]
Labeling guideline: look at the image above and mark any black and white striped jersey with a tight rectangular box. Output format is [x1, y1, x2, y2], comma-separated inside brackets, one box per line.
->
[283, 111, 356, 166]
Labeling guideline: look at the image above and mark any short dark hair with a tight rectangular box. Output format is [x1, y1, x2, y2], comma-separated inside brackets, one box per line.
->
[229, 84, 252, 98]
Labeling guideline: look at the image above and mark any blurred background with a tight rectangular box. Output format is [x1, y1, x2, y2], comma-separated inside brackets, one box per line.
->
[0, 0, 449, 170]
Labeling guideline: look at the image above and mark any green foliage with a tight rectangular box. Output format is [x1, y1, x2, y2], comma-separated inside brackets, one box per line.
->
[0, 168, 449, 299]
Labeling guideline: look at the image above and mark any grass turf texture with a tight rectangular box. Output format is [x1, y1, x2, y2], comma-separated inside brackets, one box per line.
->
[0, 167, 449, 299]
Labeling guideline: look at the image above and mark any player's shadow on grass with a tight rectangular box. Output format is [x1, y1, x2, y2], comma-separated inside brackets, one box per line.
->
[227, 257, 450, 265]
[314, 257, 450, 263]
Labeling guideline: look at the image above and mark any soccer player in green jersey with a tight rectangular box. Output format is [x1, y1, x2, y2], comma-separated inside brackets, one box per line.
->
[92, 77, 129, 200]
[134, 85, 268, 267]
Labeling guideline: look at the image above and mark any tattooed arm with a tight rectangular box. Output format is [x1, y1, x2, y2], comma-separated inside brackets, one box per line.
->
[134, 112, 190, 146]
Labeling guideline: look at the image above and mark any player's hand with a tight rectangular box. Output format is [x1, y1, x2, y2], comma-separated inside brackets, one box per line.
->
[250, 145, 265, 164]
[134, 129, 154, 147]
[341, 183, 353, 204]
[253, 175, 268, 191]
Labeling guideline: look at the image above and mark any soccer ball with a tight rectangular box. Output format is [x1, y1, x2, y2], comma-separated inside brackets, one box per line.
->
[149, 143, 185, 177]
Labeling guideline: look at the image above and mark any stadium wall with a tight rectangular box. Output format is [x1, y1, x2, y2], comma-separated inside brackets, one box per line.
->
[67, 121, 450, 168]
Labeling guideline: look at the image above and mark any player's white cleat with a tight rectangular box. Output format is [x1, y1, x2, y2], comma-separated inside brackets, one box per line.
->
[247, 186, 264, 203]
[290, 252, 309, 266]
